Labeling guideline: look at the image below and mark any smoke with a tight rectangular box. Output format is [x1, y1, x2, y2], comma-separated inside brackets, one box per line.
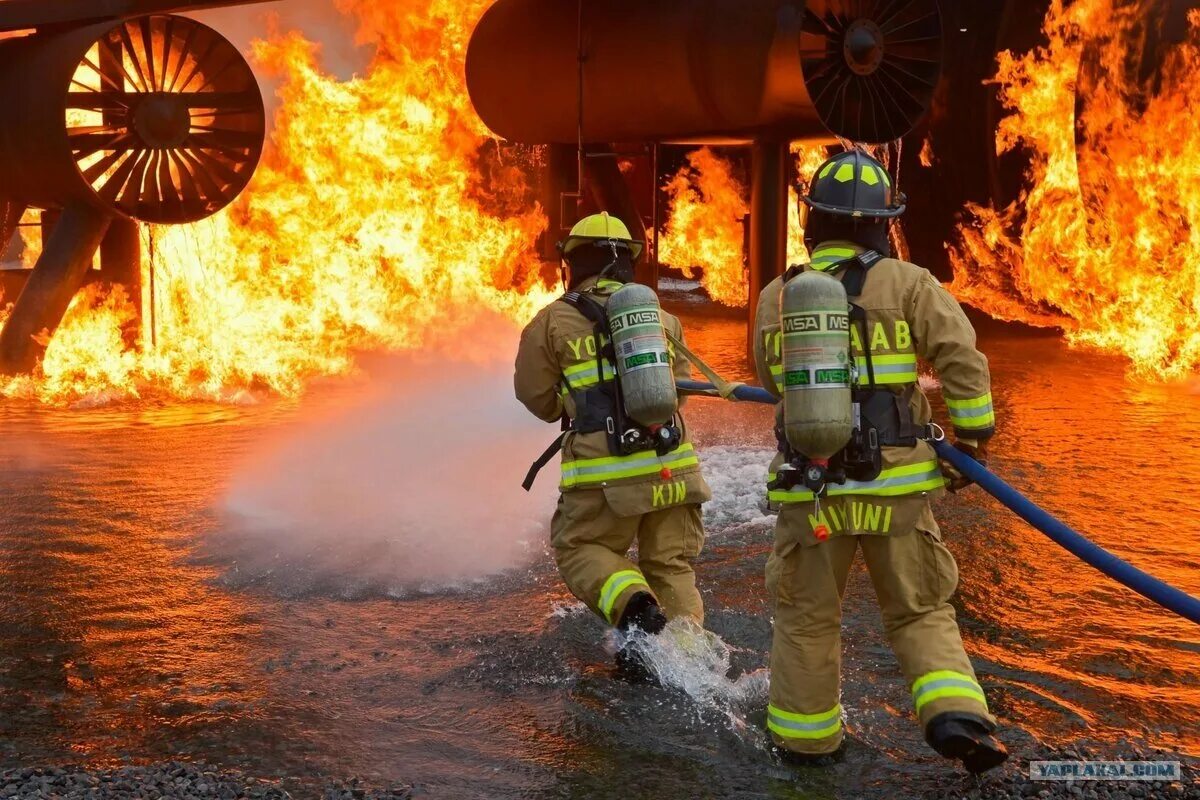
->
[211, 322, 559, 598]
[191, 1, 371, 117]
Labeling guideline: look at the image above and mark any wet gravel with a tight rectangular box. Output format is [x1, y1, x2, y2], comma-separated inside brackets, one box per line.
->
[0, 762, 412, 800]
[924, 743, 1200, 800]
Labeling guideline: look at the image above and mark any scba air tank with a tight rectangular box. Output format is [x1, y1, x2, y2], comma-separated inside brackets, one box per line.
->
[607, 283, 679, 427]
[781, 271, 854, 460]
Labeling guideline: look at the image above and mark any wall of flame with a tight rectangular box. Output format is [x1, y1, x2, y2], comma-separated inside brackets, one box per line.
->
[1, 0, 1196, 404]
[0, 0, 552, 403]
[951, 0, 1200, 378]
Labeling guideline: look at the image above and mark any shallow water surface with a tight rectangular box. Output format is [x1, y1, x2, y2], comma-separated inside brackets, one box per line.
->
[1, 295, 1198, 798]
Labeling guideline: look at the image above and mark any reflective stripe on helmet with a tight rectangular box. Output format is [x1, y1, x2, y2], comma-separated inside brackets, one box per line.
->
[561, 443, 698, 489]
[912, 670, 988, 714]
[767, 703, 842, 740]
[768, 460, 944, 504]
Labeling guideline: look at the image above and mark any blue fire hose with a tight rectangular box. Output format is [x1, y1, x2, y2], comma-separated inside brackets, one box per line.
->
[678, 380, 1200, 625]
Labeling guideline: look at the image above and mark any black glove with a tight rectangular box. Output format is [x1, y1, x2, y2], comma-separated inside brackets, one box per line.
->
[940, 438, 988, 493]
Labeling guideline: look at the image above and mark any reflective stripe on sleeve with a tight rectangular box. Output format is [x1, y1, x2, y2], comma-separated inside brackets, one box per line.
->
[912, 670, 988, 714]
[767, 703, 843, 740]
[561, 443, 699, 489]
[598, 569, 650, 624]
[946, 393, 996, 431]
[768, 460, 944, 504]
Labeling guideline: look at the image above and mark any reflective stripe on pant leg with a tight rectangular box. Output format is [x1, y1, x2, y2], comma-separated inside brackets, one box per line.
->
[767, 703, 842, 741]
[912, 670, 988, 715]
[598, 569, 650, 624]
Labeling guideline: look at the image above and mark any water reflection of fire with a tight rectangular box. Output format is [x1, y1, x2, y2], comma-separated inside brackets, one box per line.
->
[1, 0, 552, 403]
[951, 0, 1200, 378]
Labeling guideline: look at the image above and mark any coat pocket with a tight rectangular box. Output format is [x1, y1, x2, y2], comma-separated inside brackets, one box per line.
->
[603, 470, 711, 518]
[915, 512, 959, 607]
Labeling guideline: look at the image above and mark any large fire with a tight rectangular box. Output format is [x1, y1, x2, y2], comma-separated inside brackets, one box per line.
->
[0, 0, 552, 403]
[660, 144, 827, 308]
[951, 0, 1200, 377]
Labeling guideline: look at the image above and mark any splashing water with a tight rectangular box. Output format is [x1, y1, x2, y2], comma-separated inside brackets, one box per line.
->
[612, 618, 770, 724]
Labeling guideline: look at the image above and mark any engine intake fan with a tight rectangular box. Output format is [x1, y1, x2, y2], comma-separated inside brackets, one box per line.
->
[0, 14, 265, 224]
[0, 13, 265, 374]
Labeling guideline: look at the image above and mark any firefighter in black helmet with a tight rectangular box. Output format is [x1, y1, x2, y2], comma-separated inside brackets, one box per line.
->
[753, 149, 1007, 773]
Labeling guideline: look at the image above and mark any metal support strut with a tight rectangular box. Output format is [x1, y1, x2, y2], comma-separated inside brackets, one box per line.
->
[0, 203, 112, 374]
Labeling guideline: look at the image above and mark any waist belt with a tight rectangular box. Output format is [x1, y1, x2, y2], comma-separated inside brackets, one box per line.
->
[858, 386, 932, 448]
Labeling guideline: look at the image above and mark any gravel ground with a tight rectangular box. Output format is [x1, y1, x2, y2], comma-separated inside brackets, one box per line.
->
[0, 763, 413, 800]
[925, 743, 1200, 800]
[3, 750, 1197, 800]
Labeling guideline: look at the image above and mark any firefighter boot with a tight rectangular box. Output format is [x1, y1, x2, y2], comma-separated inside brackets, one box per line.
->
[614, 592, 667, 680]
[925, 712, 1009, 774]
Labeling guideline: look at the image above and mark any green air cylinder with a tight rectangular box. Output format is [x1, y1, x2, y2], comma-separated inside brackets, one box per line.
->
[607, 283, 679, 427]
[781, 271, 853, 460]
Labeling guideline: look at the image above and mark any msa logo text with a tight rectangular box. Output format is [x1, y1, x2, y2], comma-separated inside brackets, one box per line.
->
[610, 310, 660, 332]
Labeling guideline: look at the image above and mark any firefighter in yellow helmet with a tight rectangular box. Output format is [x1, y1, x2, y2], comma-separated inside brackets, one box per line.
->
[753, 150, 1007, 773]
[514, 212, 711, 669]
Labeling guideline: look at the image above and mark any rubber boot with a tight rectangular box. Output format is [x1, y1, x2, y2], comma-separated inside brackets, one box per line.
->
[774, 743, 846, 768]
[925, 712, 1009, 774]
[614, 592, 667, 681]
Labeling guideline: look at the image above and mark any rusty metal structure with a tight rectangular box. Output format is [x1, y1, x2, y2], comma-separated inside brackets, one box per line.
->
[467, 0, 943, 309]
[0, 0, 272, 373]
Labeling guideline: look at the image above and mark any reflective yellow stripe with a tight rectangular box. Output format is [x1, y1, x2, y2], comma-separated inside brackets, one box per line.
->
[834, 163, 855, 183]
[562, 359, 617, 390]
[946, 393, 996, 431]
[809, 246, 858, 271]
[768, 460, 944, 504]
[854, 353, 918, 385]
[860, 165, 880, 186]
[561, 443, 698, 488]
[912, 670, 988, 714]
[771, 356, 917, 388]
[598, 569, 649, 624]
[767, 703, 842, 740]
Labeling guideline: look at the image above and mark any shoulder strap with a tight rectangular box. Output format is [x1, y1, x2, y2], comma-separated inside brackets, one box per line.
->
[783, 250, 881, 296]
[561, 291, 609, 330]
[829, 250, 882, 298]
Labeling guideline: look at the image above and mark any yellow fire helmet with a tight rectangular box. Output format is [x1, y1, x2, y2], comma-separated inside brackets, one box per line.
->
[559, 212, 645, 261]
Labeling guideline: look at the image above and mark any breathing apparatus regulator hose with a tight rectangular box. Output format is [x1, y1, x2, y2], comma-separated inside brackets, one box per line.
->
[677, 380, 1200, 626]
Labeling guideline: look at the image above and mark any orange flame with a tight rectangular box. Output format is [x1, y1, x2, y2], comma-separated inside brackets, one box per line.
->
[0, 0, 553, 403]
[950, 0, 1200, 377]
[659, 144, 826, 308]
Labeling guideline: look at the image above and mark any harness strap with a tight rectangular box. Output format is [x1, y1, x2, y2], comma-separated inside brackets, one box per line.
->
[523, 431, 568, 492]
[665, 331, 747, 400]
[524, 290, 620, 491]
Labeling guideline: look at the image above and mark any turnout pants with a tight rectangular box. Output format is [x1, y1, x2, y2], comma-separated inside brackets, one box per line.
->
[551, 488, 706, 625]
[766, 502, 994, 755]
